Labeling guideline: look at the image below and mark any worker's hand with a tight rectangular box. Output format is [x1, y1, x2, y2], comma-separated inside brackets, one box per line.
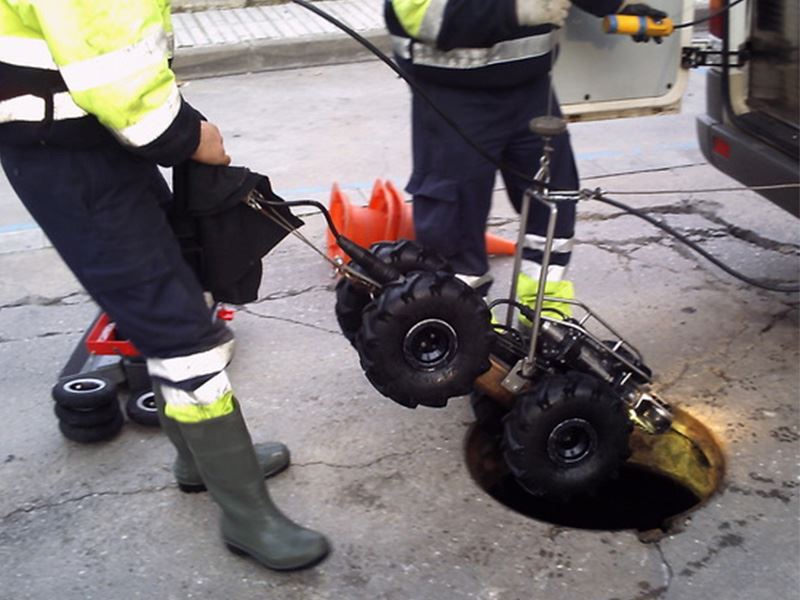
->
[191, 121, 232, 166]
[515, 0, 572, 28]
[619, 3, 669, 43]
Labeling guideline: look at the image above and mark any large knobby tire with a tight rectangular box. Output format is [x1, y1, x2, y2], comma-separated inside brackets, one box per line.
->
[356, 270, 492, 408]
[335, 262, 371, 345]
[503, 371, 632, 500]
[335, 240, 452, 344]
[51, 376, 117, 410]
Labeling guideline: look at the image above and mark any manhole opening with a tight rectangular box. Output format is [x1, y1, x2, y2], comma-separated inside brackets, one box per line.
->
[466, 405, 724, 538]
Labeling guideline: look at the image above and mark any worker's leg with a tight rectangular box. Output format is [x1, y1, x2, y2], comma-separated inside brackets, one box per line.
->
[0, 143, 329, 570]
[407, 82, 506, 294]
[152, 386, 290, 492]
[501, 80, 580, 318]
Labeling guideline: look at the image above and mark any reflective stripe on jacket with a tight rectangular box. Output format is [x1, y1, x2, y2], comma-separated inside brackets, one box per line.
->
[385, 0, 623, 89]
[0, 0, 198, 165]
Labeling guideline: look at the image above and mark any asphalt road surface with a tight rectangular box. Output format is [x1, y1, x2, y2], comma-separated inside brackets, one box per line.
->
[0, 61, 797, 600]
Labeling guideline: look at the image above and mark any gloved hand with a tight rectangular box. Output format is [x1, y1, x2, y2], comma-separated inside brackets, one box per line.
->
[515, 0, 572, 28]
[619, 3, 669, 43]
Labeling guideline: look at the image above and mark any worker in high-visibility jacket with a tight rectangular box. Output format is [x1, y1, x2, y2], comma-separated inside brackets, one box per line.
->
[385, 0, 666, 317]
[0, 1, 329, 571]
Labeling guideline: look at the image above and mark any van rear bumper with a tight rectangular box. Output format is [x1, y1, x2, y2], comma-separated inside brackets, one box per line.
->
[696, 114, 800, 217]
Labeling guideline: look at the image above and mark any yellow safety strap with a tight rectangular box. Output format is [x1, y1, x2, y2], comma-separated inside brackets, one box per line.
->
[392, 0, 447, 41]
[165, 390, 235, 424]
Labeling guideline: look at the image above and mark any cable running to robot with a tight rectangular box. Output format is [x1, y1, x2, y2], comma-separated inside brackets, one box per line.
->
[254, 0, 800, 293]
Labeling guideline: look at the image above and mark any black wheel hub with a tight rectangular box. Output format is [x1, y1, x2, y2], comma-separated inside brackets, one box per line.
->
[547, 418, 598, 466]
[403, 318, 457, 371]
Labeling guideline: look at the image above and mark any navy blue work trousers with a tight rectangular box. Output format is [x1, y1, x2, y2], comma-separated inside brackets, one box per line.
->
[0, 142, 230, 359]
[408, 74, 579, 277]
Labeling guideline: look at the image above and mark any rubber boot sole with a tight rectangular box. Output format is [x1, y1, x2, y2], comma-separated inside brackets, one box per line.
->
[225, 541, 331, 571]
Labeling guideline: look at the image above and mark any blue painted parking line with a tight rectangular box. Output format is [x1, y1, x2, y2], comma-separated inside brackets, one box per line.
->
[0, 222, 40, 234]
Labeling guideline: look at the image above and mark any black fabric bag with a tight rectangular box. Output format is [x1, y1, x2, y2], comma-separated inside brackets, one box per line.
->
[170, 162, 304, 304]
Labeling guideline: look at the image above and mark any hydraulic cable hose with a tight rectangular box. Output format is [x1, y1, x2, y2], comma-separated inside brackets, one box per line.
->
[590, 192, 799, 293]
[287, 0, 799, 293]
[289, 0, 541, 187]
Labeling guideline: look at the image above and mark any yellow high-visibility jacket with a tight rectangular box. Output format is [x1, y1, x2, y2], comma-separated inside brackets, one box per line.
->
[385, 0, 623, 89]
[0, 0, 200, 165]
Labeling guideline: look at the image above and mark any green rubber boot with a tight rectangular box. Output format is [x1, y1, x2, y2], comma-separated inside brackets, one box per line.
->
[154, 387, 290, 493]
[178, 401, 330, 571]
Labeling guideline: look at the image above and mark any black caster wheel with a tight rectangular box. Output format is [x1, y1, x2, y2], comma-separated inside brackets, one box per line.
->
[51, 376, 117, 410]
[503, 371, 632, 500]
[335, 239, 452, 345]
[58, 411, 124, 444]
[125, 389, 160, 427]
[356, 270, 492, 408]
[54, 400, 121, 427]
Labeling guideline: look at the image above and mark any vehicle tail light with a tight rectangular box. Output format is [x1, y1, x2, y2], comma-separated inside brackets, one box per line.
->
[712, 136, 731, 158]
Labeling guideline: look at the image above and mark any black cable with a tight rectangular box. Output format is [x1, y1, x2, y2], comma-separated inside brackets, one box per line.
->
[289, 0, 549, 190]
[262, 198, 341, 238]
[673, 0, 747, 29]
[289, 0, 798, 293]
[591, 192, 799, 293]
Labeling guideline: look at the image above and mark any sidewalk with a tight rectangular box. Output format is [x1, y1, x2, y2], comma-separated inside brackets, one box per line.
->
[171, 0, 389, 79]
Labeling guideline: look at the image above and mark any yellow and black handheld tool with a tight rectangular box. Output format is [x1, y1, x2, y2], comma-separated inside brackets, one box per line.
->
[602, 14, 674, 38]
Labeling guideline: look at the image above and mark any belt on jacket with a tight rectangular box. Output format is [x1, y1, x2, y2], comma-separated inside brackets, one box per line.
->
[391, 33, 555, 70]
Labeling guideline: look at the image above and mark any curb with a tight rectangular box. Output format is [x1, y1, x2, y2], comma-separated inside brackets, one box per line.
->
[169, 0, 388, 80]
[173, 30, 389, 80]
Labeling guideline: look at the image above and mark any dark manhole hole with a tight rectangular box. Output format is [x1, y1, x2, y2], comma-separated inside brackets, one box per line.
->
[466, 405, 724, 540]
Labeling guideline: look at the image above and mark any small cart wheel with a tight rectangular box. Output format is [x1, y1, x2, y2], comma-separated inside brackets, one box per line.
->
[503, 371, 632, 500]
[52, 376, 117, 410]
[356, 270, 492, 408]
[58, 411, 124, 444]
[126, 390, 160, 427]
[54, 401, 120, 427]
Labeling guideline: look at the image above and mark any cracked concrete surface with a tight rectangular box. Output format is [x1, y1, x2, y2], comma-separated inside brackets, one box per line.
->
[0, 63, 797, 600]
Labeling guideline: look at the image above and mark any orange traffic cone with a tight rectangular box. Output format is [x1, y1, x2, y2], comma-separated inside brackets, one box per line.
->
[326, 179, 517, 261]
[326, 181, 398, 262]
[485, 232, 517, 256]
[385, 180, 415, 241]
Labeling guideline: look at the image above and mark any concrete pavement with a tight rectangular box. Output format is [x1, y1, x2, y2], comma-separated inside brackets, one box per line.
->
[0, 59, 798, 599]
[0, 3, 797, 600]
